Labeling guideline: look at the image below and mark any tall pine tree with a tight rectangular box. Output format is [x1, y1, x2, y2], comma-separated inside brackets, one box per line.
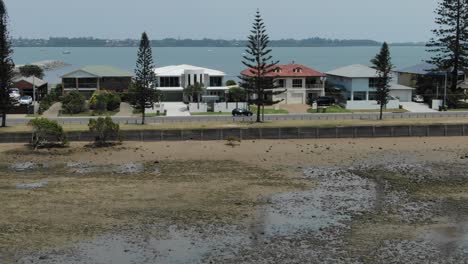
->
[133, 32, 159, 125]
[0, 0, 15, 128]
[240, 10, 284, 122]
[427, 0, 468, 91]
[371, 42, 393, 120]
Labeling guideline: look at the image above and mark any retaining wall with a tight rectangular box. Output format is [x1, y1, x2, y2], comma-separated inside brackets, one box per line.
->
[1, 124, 468, 144]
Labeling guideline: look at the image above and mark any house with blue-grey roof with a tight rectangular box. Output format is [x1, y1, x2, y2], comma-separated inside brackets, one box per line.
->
[395, 63, 466, 89]
[61, 65, 133, 97]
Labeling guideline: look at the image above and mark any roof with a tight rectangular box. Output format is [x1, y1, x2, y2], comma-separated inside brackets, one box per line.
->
[389, 83, 415, 90]
[154, 64, 226, 76]
[241, 64, 325, 77]
[13, 76, 47, 86]
[326, 64, 379, 78]
[395, 63, 440, 75]
[62, 65, 133, 78]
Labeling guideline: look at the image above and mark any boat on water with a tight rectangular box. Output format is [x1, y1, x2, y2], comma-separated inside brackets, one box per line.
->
[62, 51, 71, 55]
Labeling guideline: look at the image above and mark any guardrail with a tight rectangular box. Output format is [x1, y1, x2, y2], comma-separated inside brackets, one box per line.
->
[1, 124, 467, 144]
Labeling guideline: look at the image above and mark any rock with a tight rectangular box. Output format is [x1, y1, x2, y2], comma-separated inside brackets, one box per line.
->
[16, 181, 48, 190]
[115, 163, 145, 174]
[10, 162, 39, 172]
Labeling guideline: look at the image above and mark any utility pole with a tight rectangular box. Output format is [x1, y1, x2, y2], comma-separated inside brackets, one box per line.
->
[444, 71, 448, 110]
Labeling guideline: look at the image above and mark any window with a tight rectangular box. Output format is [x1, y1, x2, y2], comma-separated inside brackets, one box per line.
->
[209, 77, 223, 87]
[353, 91, 366, 101]
[292, 79, 303, 88]
[369, 78, 379, 88]
[159, 77, 180, 87]
[77, 78, 98, 88]
[276, 79, 285, 88]
[368, 91, 378, 101]
[63, 78, 76, 89]
[188, 75, 191, 86]
[293, 68, 302, 73]
[194, 74, 198, 84]
[274, 68, 282, 73]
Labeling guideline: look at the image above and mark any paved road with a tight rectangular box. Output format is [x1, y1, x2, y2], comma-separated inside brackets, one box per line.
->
[2, 111, 468, 126]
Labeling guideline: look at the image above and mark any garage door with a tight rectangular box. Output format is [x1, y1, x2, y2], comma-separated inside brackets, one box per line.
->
[390, 90, 412, 102]
[288, 93, 304, 104]
[162, 92, 183, 102]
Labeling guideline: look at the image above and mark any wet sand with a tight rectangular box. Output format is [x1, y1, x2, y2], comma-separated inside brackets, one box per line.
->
[1, 137, 468, 263]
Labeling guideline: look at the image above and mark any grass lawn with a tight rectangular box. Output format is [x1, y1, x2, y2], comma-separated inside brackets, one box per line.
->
[2, 117, 468, 134]
[59, 110, 119, 117]
[145, 113, 167, 117]
[250, 106, 289, 114]
[191, 112, 232, 116]
[307, 106, 408, 114]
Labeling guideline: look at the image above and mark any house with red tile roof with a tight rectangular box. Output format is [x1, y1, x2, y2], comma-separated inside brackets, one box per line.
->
[240, 64, 326, 104]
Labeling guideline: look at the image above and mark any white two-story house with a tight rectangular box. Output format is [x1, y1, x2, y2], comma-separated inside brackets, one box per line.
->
[326, 64, 414, 110]
[240, 64, 326, 104]
[154, 64, 229, 102]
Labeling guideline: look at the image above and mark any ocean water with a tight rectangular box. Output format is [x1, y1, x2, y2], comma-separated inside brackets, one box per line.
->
[12, 46, 429, 84]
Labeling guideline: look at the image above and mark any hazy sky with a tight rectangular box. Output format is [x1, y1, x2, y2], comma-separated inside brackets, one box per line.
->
[5, 0, 438, 42]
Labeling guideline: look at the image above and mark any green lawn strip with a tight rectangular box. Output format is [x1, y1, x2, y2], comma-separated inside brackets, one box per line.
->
[250, 106, 289, 114]
[307, 106, 408, 114]
[191, 112, 232, 116]
[58, 110, 119, 117]
[2, 118, 468, 134]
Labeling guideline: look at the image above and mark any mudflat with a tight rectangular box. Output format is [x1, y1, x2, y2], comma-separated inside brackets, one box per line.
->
[0, 137, 467, 263]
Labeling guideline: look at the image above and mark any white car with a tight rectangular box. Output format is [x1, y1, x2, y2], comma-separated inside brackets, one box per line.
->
[19, 95, 33, 105]
[413, 95, 424, 103]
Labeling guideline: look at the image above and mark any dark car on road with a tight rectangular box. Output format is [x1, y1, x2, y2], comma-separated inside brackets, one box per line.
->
[315, 96, 336, 107]
[232, 108, 253, 116]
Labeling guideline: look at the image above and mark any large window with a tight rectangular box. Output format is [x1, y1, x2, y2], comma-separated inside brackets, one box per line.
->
[209, 77, 223, 87]
[369, 78, 379, 88]
[292, 79, 303, 88]
[353, 91, 366, 101]
[368, 91, 378, 101]
[77, 78, 98, 88]
[276, 79, 285, 88]
[159, 77, 180, 87]
[63, 78, 76, 89]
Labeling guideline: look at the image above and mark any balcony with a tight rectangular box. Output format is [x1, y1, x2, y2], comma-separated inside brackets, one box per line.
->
[305, 84, 324, 89]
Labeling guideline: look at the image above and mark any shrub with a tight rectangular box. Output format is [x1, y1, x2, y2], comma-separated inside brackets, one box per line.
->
[106, 93, 121, 111]
[225, 136, 241, 147]
[29, 118, 68, 149]
[88, 117, 121, 146]
[226, 80, 237, 86]
[62, 91, 86, 114]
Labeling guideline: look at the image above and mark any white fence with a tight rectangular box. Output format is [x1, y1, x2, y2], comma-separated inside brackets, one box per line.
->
[346, 100, 400, 110]
[214, 102, 248, 112]
[189, 102, 248, 113]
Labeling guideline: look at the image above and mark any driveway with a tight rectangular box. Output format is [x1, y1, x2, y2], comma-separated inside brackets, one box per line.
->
[400, 102, 437, 113]
[42, 102, 62, 118]
[163, 102, 190, 117]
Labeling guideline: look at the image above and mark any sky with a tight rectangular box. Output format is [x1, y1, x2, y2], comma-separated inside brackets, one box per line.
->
[5, 0, 439, 42]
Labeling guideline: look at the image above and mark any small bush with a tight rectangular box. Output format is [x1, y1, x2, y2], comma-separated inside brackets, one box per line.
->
[226, 80, 237, 86]
[62, 91, 86, 114]
[106, 93, 121, 111]
[88, 117, 121, 147]
[29, 118, 68, 149]
[225, 136, 241, 147]
[89, 91, 121, 112]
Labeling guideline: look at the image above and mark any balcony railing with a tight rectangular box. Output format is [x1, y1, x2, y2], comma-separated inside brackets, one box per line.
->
[305, 84, 324, 89]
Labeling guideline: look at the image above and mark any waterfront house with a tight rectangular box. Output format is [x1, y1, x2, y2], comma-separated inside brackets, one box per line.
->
[240, 63, 326, 104]
[326, 64, 414, 110]
[154, 64, 229, 102]
[12, 76, 48, 100]
[61, 65, 133, 97]
[395, 63, 467, 89]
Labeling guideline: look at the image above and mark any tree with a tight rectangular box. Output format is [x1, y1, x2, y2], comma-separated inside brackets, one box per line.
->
[133, 32, 159, 125]
[183, 82, 205, 106]
[18, 64, 44, 79]
[240, 10, 284, 122]
[371, 42, 393, 120]
[226, 80, 237, 86]
[0, 0, 15, 128]
[427, 0, 468, 91]
[228, 86, 246, 108]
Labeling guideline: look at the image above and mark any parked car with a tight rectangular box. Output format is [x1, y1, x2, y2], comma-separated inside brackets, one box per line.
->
[9, 88, 20, 100]
[19, 95, 33, 105]
[315, 96, 336, 107]
[232, 108, 253, 116]
[413, 95, 424, 103]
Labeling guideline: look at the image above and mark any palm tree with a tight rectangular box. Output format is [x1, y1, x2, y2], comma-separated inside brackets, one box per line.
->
[184, 82, 205, 107]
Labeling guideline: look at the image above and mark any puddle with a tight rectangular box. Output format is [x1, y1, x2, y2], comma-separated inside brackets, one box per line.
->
[18, 225, 248, 264]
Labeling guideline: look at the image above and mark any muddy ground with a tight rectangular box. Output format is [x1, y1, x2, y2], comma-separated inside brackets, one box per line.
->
[0, 138, 467, 263]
